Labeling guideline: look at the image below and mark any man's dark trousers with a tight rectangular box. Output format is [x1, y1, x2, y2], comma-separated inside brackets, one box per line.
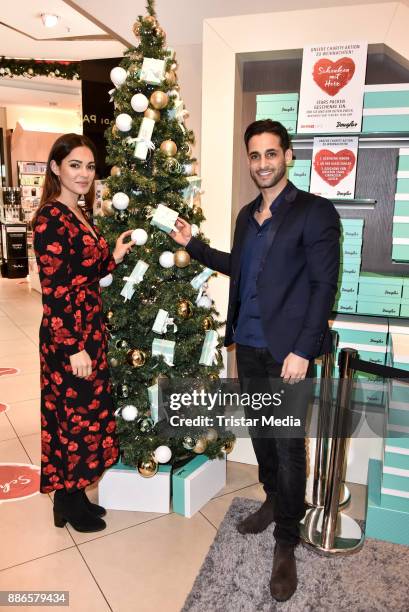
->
[236, 344, 314, 546]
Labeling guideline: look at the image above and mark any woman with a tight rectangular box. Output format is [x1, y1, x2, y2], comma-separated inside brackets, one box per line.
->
[33, 133, 132, 533]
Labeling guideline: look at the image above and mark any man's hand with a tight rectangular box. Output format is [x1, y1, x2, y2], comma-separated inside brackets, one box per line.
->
[170, 218, 192, 247]
[69, 350, 92, 379]
[281, 352, 309, 384]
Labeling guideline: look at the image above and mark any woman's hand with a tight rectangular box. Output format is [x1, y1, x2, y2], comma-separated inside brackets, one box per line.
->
[113, 230, 134, 264]
[69, 350, 92, 378]
[170, 218, 192, 247]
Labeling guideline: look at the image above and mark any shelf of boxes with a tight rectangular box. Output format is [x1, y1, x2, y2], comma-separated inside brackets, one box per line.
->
[255, 93, 299, 135]
[362, 83, 409, 133]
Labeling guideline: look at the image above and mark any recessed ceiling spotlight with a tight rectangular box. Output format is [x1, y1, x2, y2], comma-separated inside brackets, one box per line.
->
[41, 13, 60, 28]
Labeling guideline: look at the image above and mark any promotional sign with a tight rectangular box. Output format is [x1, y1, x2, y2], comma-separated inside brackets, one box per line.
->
[310, 137, 358, 199]
[298, 42, 368, 133]
[0, 463, 40, 503]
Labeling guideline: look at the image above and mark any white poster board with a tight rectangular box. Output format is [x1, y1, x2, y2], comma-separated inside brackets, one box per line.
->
[297, 42, 368, 133]
[310, 136, 358, 199]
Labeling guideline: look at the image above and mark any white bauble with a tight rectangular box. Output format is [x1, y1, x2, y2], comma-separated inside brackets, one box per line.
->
[121, 405, 138, 421]
[197, 295, 212, 308]
[154, 445, 172, 464]
[131, 93, 149, 113]
[131, 228, 148, 245]
[112, 192, 130, 210]
[99, 273, 113, 287]
[115, 113, 133, 132]
[191, 224, 199, 237]
[159, 251, 175, 268]
[110, 66, 127, 86]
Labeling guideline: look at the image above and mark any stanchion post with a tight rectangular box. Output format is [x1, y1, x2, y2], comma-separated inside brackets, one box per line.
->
[312, 331, 337, 508]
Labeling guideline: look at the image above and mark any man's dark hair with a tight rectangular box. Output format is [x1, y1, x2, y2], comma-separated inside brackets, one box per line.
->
[244, 119, 291, 152]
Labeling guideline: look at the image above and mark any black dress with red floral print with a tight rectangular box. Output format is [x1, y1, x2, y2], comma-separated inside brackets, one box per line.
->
[33, 201, 119, 493]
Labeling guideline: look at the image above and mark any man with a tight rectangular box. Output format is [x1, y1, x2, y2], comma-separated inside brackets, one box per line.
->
[170, 120, 340, 602]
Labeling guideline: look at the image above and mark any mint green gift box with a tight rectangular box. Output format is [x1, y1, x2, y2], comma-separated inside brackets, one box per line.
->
[392, 243, 409, 262]
[333, 298, 356, 314]
[173, 455, 226, 518]
[199, 330, 219, 366]
[393, 222, 409, 238]
[396, 178, 409, 194]
[357, 297, 400, 317]
[358, 273, 403, 299]
[394, 200, 409, 215]
[152, 338, 175, 366]
[339, 260, 361, 280]
[256, 116, 297, 133]
[150, 203, 178, 234]
[341, 240, 363, 258]
[362, 114, 409, 133]
[336, 282, 358, 300]
[366, 459, 409, 546]
[364, 89, 409, 109]
[256, 100, 298, 115]
[329, 314, 388, 346]
[256, 93, 299, 102]
[398, 155, 409, 172]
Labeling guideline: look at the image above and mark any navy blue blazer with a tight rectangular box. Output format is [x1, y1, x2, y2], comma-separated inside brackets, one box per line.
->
[186, 183, 341, 362]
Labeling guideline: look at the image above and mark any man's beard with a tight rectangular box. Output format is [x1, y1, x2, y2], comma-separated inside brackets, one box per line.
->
[251, 160, 287, 189]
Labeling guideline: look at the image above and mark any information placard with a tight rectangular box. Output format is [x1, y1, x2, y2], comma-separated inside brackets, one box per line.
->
[310, 136, 358, 199]
[297, 42, 367, 133]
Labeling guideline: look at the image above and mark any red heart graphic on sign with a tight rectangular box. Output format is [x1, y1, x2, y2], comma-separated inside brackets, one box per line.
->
[314, 149, 356, 186]
[0, 367, 19, 377]
[0, 403, 9, 414]
[313, 58, 355, 96]
[0, 463, 40, 502]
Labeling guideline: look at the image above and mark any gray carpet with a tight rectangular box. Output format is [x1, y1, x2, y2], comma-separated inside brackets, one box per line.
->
[183, 498, 409, 612]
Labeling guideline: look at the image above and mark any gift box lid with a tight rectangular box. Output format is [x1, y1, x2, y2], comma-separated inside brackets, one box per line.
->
[256, 93, 299, 102]
[359, 273, 403, 286]
[329, 314, 388, 332]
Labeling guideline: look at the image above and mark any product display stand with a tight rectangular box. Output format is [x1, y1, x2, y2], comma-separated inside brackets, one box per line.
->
[301, 348, 364, 555]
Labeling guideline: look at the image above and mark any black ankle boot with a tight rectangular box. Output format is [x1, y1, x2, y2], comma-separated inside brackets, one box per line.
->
[80, 489, 106, 518]
[270, 542, 297, 602]
[53, 489, 106, 533]
[237, 496, 276, 535]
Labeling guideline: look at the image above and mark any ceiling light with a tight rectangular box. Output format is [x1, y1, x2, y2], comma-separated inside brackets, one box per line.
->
[41, 13, 60, 28]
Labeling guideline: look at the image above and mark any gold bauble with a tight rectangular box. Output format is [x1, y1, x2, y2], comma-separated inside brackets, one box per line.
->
[101, 200, 114, 216]
[112, 125, 118, 136]
[223, 440, 236, 455]
[144, 15, 157, 27]
[202, 317, 214, 331]
[205, 428, 218, 443]
[110, 166, 121, 177]
[174, 249, 190, 268]
[165, 71, 177, 87]
[177, 299, 193, 319]
[193, 205, 203, 215]
[106, 310, 114, 321]
[144, 108, 161, 122]
[150, 91, 169, 110]
[110, 357, 119, 368]
[126, 348, 146, 368]
[128, 63, 139, 74]
[155, 26, 166, 39]
[209, 373, 219, 381]
[132, 21, 141, 37]
[193, 437, 207, 454]
[138, 458, 158, 478]
[160, 139, 177, 157]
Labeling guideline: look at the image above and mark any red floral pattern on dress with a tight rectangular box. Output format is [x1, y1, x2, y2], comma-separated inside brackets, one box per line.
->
[33, 201, 119, 493]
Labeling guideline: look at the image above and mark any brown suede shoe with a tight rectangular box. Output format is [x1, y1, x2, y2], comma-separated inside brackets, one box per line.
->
[237, 497, 275, 535]
[269, 542, 297, 602]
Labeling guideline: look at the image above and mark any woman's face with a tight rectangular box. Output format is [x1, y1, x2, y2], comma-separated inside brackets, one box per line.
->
[51, 146, 96, 198]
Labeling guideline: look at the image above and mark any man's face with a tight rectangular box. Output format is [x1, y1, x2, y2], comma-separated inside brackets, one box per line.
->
[247, 132, 292, 189]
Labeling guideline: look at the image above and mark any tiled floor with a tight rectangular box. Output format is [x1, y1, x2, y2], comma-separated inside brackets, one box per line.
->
[0, 277, 367, 612]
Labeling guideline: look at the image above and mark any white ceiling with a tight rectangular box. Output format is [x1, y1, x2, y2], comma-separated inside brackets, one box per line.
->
[1, 0, 405, 58]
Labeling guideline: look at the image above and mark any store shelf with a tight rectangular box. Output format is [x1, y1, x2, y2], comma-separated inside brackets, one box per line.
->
[332, 199, 377, 211]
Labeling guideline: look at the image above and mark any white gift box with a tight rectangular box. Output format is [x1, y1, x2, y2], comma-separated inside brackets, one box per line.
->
[140, 57, 166, 85]
[134, 117, 155, 161]
[98, 460, 171, 513]
[172, 454, 226, 517]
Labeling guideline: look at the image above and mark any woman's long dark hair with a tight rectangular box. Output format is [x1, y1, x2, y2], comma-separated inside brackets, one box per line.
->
[32, 133, 97, 226]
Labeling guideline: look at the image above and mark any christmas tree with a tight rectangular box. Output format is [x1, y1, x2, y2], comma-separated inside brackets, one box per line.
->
[97, 0, 235, 476]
